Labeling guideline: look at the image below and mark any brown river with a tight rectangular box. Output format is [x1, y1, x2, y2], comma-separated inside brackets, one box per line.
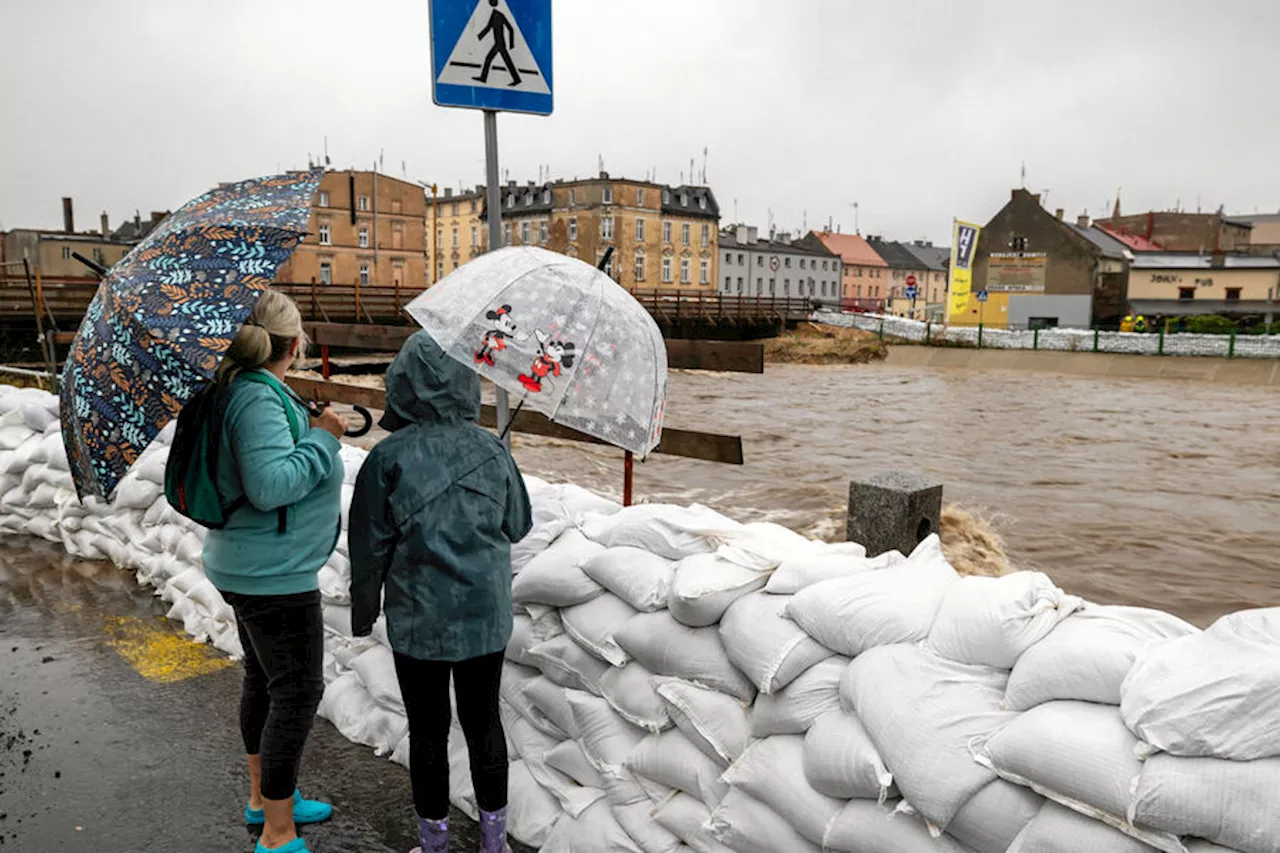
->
[500, 362, 1280, 628]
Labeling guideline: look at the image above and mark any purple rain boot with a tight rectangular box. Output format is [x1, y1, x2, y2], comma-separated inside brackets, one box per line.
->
[411, 815, 448, 853]
[479, 806, 511, 853]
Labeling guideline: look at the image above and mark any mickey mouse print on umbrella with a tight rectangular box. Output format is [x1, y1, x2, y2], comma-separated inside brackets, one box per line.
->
[404, 246, 667, 458]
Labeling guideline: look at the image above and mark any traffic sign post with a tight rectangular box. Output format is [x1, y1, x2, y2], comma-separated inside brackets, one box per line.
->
[906, 273, 918, 318]
[976, 289, 988, 336]
[430, 0, 553, 446]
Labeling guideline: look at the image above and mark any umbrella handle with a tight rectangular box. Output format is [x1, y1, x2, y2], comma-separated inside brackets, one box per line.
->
[308, 400, 374, 438]
[499, 398, 526, 442]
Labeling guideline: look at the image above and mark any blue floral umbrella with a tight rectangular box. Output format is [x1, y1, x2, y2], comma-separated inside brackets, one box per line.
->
[61, 170, 322, 500]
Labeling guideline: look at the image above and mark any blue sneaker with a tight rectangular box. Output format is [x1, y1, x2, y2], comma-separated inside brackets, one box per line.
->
[245, 790, 333, 826]
[254, 838, 311, 853]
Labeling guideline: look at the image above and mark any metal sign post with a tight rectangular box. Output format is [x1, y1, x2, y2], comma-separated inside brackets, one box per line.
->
[431, 0, 553, 447]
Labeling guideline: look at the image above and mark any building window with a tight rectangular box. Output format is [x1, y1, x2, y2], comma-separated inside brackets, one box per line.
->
[358, 194, 370, 211]
[757, 256, 764, 267]
[698, 195, 707, 210]
[602, 216, 614, 240]
[319, 261, 332, 284]
[539, 221, 547, 243]
[569, 188, 576, 205]
[784, 257, 791, 268]
[358, 226, 369, 248]
[699, 258, 709, 284]
[637, 188, 645, 206]
[737, 277, 743, 294]
[437, 258, 444, 278]
[1178, 287, 1195, 300]
[392, 262, 404, 287]
[359, 262, 370, 285]
[735, 253, 742, 265]
[449, 201, 458, 216]
[471, 225, 478, 247]
[663, 221, 672, 243]
[635, 218, 645, 241]
[1011, 235, 1028, 251]
[521, 222, 530, 244]
[822, 260, 828, 270]
[634, 254, 646, 282]
[603, 186, 613, 204]
[525, 191, 534, 206]
[451, 225, 458, 248]
[701, 224, 709, 246]
[470, 199, 477, 213]
[61, 246, 71, 260]
[757, 277, 763, 291]
[769, 279, 776, 295]
[784, 280, 790, 295]
[724, 276, 731, 289]
[503, 223, 512, 246]
[568, 218, 578, 240]
[436, 227, 443, 247]
[543, 188, 551, 204]
[725, 252, 732, 265]
[680, 258, 690, 284]
[318, 191, 329, 207]
[680, 191, 689, 206]
[1226, 287, 1242, 301]
[662, 257, 672, 283]
[393, 221, 405, 249]
[601, 251, 614, 278]
[318, 221, 331, 245]
[662, 189, 671, 204]
[681, 223, 691, 244]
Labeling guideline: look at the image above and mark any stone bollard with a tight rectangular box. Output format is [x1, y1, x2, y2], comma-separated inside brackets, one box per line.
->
[847, 470, 943, 557]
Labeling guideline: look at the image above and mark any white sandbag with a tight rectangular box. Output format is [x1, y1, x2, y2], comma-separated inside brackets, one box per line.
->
[803, 710, 893, 799]
[522, 676, 580, 739]
[667, 553, 768, 628]
[1129, 753, 1280, 853]
[112, 476, 163, 511]
[1010, 801, 1159, 853]
[540, 800, 644, 853]
[512, 518, 572, 574]
[507, 608, 565, 667]
[718, 591, 833, 695]
[501, 662, 565, 738]
[749, 656, 847, 737]
[654, 677, 750, 767]
[527, 634, 611, 696]
[566, 690, 647, 771]
[525, 759, 606, 818]
[1186, 842, 1244, 853]
[322, 604, 354, 638]
[1121, 607, 1280, 761]
[132, 444, 169, 485]
[651, 793, 735, 853]
[714, 521, 825, 572]
[926, 572, 1083, 669]
[613, 798, 683, 853]
[1005, 605, 1199, 711]
[337, 443, 366, 485]
[843, 643, 1012, 831]
[625, 728, 729, 807]
[555, 483, 623, 519]
[544, 740, 606, 789]
[764, 544, 894, 594]
[614, 611, 756, 703]
[500, 697, 562, 762]
[948, 779, 1044, 853]
[599, 662, 671, 733]
[721, 734, 843, 846]
[823, 799, 975, 853]
[317, 672, 408, 757]
[977, 701, 1177, 851]
[581, 546, 676, 612]
[20, 402, 56, 434]
[317, 565, 349, 605]
[347, 644, 403, 713]
[578, 503, 743, 561]
[785, 535, 958, 657]
[507, 758, 563, 847]
[561, 593, 637, 666]
[705, 789, 821, 853]
[512, 529, 607, 607]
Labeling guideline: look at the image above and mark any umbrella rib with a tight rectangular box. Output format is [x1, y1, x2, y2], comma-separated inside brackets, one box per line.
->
[545, 261, 608, 426]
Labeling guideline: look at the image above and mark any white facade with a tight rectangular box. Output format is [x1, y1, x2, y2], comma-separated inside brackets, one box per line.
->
[718, 225, 841, 307]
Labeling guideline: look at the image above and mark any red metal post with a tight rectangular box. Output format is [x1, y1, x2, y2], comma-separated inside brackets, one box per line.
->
[322, 344, 331, 380]
[623, 451, 634, 507]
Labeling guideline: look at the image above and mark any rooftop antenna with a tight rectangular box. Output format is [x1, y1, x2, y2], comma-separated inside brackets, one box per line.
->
[1020, 161, 1027, 188]
[803, 210, 808, 232]
[324, 136, 330, 167]
[767, 207, 774, 238]
[850, 202, 859, 234]
[689, 157, 695, 185]
[1197, 195, 1202, 214]
[701, 146, 708, 183]
[597, 153, 604, 174]
[402, 160, 407, 179]
[733, 198, 738, 221]
[379, 149, 384, 172]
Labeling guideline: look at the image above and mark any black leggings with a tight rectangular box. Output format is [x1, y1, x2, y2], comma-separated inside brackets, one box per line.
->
[393, 650, 508, 819]
[224, 589, 325, 801]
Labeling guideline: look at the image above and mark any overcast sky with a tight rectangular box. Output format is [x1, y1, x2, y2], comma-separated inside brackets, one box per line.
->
[3, 0, 1278, 245]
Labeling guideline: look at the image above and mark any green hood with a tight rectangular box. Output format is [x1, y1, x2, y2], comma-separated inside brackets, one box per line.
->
[381, 331, 481, 431]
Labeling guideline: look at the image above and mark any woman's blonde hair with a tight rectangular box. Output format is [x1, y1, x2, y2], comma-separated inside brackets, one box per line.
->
[217, 289, 308, 383]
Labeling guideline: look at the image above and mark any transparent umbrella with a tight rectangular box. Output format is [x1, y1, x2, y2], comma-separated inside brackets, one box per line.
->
[404, 246, 667, 457]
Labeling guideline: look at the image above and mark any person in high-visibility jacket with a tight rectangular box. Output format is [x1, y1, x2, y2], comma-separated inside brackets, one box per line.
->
[1134, 315, 1148, 333]
[1120, 315, 1136, 333]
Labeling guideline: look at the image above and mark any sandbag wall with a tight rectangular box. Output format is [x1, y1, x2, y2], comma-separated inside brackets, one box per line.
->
[0, 383, 1275, 853]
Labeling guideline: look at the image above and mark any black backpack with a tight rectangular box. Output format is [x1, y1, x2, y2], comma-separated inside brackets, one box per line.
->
[164, 372, 300, 533]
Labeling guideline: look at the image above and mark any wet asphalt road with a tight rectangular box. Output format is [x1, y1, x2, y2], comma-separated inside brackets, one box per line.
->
[0, 537, 521, 853]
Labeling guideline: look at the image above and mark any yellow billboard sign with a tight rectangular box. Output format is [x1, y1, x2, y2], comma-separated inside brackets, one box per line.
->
[947, 220, 981, 320]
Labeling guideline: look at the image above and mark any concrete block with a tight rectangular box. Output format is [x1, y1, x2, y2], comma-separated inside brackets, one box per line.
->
[847, 470, 943, 557]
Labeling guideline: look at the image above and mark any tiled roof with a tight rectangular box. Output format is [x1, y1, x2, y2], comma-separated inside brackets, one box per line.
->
[661, 186, 719, 219]
[808, 231, 888, 266]
[900, 242, 949, 270]
[1065, 224, 1131, 259]
[719, 231, 837, 257]
[1095, 223, 1162, 252]
[865, 237, 930, 270]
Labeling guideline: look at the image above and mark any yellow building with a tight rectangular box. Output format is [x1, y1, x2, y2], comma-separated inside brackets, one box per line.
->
[429, 185, 487, 282]
[276, 170, 426, 290]
[1, 200, 162, 279]
[1128, 254, 1280, 316]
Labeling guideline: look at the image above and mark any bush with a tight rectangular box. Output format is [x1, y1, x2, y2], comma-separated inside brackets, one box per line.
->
[1182, 315, 1236, 335]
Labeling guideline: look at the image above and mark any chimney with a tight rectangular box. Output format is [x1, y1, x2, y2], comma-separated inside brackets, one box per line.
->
[101, 211, 110, 236]
[1077, 213, 1090, 228]
[62, 197, 74, 233]
[1055, 208, 1064, 221]
[443, 187, 453, 198]
[150, 210, 166, 224]
[599, 171, 609, 180]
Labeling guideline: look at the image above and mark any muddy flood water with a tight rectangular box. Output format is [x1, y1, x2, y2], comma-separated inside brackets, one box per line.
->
[501, 362, 1280, 627]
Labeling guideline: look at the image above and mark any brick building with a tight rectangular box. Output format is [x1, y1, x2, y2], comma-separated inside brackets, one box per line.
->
[1094, 210, 1252, 253]
[276, 170, 426, 289]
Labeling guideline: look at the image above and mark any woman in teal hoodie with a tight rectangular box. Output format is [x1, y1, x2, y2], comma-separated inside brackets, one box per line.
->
[349, 331, 532, 853]
[202, 289, 346, 853]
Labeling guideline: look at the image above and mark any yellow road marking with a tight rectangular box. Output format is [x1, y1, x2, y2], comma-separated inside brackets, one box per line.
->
[103, 615, 232, 683]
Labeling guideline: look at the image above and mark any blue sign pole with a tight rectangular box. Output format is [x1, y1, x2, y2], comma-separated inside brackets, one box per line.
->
[430, 0, 553, 446]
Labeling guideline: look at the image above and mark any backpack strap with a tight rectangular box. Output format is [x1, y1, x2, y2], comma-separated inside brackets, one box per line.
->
[235, 371, 305, 533]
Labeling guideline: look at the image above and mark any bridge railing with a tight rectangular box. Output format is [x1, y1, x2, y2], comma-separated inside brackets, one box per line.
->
[626, 288, 814, 322]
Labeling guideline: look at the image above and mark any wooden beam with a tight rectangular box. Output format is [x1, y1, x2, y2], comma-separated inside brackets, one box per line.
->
[304, 322, 414, 350]
[285, 376, 743, 465]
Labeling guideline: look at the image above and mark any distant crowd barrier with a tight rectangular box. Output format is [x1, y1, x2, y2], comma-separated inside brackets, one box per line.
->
[813, 310, 1280, 360]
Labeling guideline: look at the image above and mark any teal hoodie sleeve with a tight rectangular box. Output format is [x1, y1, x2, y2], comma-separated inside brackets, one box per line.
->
[502, 452, 533, 543]
[349, 448, 398, 637]
[227, 383, 341, 513]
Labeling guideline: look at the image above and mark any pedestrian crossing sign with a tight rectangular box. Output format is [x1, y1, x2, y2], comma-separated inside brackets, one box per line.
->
[430, 0, 553, 115]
